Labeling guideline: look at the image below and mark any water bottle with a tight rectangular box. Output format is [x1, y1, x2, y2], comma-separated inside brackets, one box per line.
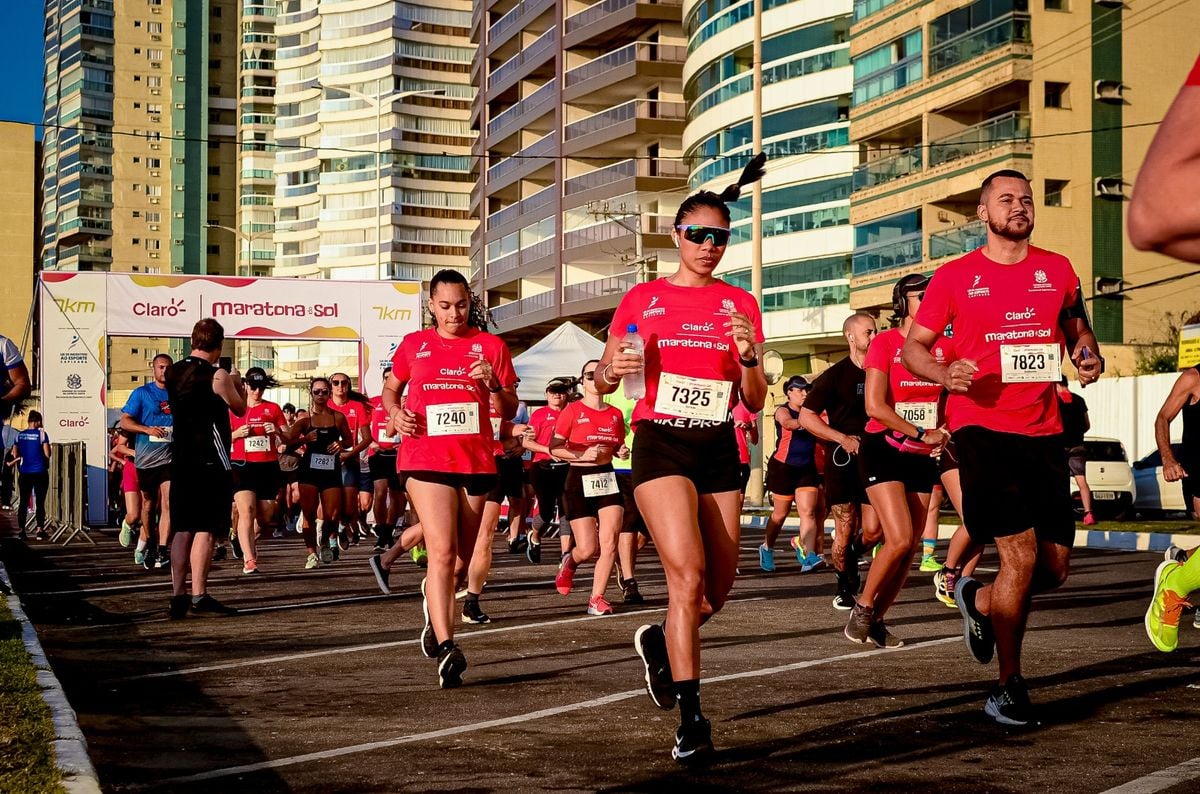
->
[622, 323, 646, 400]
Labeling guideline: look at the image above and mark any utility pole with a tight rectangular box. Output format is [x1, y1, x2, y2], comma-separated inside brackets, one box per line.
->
[745, 0, 766, 508]
[586, 200, 656, 283]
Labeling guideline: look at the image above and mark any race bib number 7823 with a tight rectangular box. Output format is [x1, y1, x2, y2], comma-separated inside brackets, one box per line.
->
[1000, 343, 1061, 384]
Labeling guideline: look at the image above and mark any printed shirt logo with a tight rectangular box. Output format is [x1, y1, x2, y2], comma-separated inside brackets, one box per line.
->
[1030, 268, 1057, 292]
[471, 343, 483, 354]
[967, 274, 990, 299]
[643, 294, 666, 319]
[721, 298, 736, 313]
[416, 340, 431, 359]
[1035, 269, 1048, 284]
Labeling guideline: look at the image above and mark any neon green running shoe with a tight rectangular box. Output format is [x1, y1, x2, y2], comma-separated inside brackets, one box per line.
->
[789, 535, 805, 563]
[872, 543, 882, 559]
[1145, 561, 1190, 653]
[119, 520, 135, 548]
[412, 546, 428, 567]
[919, 554, 942, 573]
[133, 547, 147, 566]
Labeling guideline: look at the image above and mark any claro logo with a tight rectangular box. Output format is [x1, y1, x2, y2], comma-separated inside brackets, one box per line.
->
[59, 416, 90, 428]
[439, 368, 467, 376]
[134, 298, 187, 317]
[1005, 308, 1037, 321]
[682, 322, 715, 332]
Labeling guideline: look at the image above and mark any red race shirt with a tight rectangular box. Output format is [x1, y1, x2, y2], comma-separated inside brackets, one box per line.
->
[732, 401, 757, 465]
[553, 400, 626, 453]
[1187, 53, 1200, 86]
[610, 278, 764, 428]
[527, 405, 561, 463]
[329, 398, 371, 446]
[368, 396, 400, 454]
[391, 327, 518, 474]
[915, 246, 1080, 437]
[863, 328, 950, 434]
[230, 401, 285, 463]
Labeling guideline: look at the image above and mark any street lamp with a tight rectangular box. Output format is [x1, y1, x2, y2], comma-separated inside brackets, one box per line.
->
[314, 80, 446, 280]
[205, 222, 271, 277]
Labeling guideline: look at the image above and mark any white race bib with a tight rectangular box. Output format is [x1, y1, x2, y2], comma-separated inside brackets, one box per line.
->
[427, 402, 480, 437]
[895, 401, 938, 427]
[581, 470, 619, 498]
[244, 435, 270, 453]
[148, 428, 172, 444]
[310, 453, 335, 471]
[653, 373, 732, 422]
[1000, 344, 1061, 384]
[378, 432, 400, 445]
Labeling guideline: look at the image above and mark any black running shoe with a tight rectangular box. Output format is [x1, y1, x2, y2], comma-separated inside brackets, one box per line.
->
[984, 674, 1036, 726]
[461, 598, 491, 625]
[672, 718, 714, 765]
[153, 549, 170, 570]
[832, 590, 856, 611]
[168, 594, 190, 620]
[616, 567, 627, 592]
[212, 544, 228, 562]
[526, 538, 541, 564]
[330, 535, 341, 561]
[508, 536, 527, 555]
[368, 554, 391, 595]
[633, 624, 675, 710]
[622, 579, 645, 605]
[955, 576, 995, 664]
[230, 535, 243, 560]
[437, 643, 468, 689]
[190, 594, 238, 616]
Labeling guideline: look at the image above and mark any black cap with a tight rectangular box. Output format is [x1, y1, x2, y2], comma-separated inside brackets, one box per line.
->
[784, 375, 811, 391]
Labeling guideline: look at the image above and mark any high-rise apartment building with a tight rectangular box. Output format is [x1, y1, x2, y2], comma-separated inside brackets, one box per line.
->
[0, 123, 39, 352]
[41, 0, 238, 400]
[472, 0, 689, 348]
[847, 0, 1200, 372]
[271, 0, 475, 283]
[683, 0, 855, 367]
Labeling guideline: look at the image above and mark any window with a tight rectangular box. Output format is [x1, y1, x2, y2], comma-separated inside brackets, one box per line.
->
[133, 47, 141, 54]
[207, 244, 221, 255]
[132, 376, 140, 383]
[1044, 81, 1069, 108]
[147, 21, 162, 33]
[207, 166, 220, 175]
[146, 239, 161, 251]
[146, 185, 162, 196]
[1045, 179, 1069, 207]
[147, 158, 161, 168]
[1045, 0, 1066, 8]
[210, 34, 222, 44]
[147, 49, 163, 61]
[145, 212, 161, 223]
[133, 156, 141, 163]
[207, 192, 220, 202]
[853, 30, 922, 105]
[208, 59, 221, 70]
[211, 5, 221, 15]
[147, 103, 162, 113]
[131, 348, 139, 354]
[131, 238, 141, 245]
[147, 76, 161, 88]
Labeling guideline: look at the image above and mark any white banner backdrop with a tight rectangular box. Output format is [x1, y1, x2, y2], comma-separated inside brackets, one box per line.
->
[38, 272, 421, 525]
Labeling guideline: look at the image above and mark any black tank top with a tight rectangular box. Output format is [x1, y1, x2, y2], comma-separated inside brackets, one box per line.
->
[1182, 366, 1200, 466]
[166, 356, 231, 469]
[304, 421, 341, 470]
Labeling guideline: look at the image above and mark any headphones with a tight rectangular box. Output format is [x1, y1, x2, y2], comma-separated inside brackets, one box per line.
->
[891, 274, 930, 319]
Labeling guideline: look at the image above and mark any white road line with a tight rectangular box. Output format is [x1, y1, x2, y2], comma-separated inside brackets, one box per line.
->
[155, 635, 957, 786]
[1100, 758, 1200, 794]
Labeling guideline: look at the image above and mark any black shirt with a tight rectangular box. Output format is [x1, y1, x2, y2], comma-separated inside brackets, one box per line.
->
[804, 356, 867, 437]
[1182, 366, 1200, 467]
[166, 356, 232, 470]
[1057, 391, 1088, 449]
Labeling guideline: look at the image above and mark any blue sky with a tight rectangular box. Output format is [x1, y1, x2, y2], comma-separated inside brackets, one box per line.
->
[0, 2, 45, 135]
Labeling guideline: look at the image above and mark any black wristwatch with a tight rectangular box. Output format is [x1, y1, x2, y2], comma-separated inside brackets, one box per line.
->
[739, 355, 759, 368]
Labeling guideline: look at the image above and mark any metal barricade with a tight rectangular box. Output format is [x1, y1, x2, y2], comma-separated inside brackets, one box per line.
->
[45, 442, 92, 546]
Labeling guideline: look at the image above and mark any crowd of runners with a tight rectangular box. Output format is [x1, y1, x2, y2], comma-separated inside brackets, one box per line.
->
[22, 69, 1200, 762]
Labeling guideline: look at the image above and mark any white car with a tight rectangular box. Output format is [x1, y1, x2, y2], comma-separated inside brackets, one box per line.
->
[1069, 437, 1136, 520]
[1132, 443, 1189, 517]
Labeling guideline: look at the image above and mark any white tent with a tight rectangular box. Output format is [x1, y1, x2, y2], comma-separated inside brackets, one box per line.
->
[511, 321, 605, 402]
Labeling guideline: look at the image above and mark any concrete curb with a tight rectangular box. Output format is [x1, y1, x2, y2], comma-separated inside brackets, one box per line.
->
[739, 514, 1196, 553]
[0, 560, 101, 794]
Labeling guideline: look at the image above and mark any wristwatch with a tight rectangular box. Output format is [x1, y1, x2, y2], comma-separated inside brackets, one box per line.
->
[913, 426, 926, 440]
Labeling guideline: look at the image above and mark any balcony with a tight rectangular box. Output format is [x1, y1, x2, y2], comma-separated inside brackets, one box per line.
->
[563, 273, 638, 303]
[487, 26, 556, 97]
[562, 99, 684, 156]
[490, 290, 556, 324]
[58, 216, 113, 239]
[487, 184, 556, 232]
[852, 147, 922, 192]
[564, 42, 685, 103]
[851, 232, 922, 277]
[56, 244, 112, 268]
[486, 237, 556, 281]
[562, 158, 688, 208]
[928, 219, 985, 260]
[486, 132, 556, 191]
[486, 0, 555, 55]
[928, 111, 1030, 168]
[486, 78, 557, 142]
[563, 0, 681, 49]
[929, 14, 1032, 77]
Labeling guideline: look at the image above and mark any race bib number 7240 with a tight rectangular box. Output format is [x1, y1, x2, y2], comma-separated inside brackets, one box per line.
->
[654, 373, 732, 422]
[1000, 344, 1061, 384]
[427, 402, 481, 437]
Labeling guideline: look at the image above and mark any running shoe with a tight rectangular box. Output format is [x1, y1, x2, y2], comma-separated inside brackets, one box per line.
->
[330, 534, 341, 561]
[242, 560, 259, 575]
[919, 554, 941, 573]
[622, 578, 645, 605]
[984, 674, 1035, 727]
[437, 643, 468, 689]
[555, 554, 576, 595]
[801, 552, 827, 573]
[368, 554, 391, 595]
[526, 537, 541, 564]
[190, 594, 238, 616]
[789, 536, 805, 563]
[230, 535, 243, 560]
[955, 576, 995, 664]
[1164, 544, 1189, 563]
[832, 590, 856, 611]
[412, 546, 428, 567]
[119, 520, 135, 548]
[672, 718, 713, 765]
[758, 544, 775, 572]
[844, 603, 873, 644]
[320, 545, 334, 565]
[153, 549, 170, 570]
[35, 530, 49, 541]
[508, 536, 527, 555]
[868, 621, 903, 649]
[1081, 511, 1096, 526]
[272, 528, 284, 539]
[633, 624, 675, 710]
[455, 587, 469, 601]
[420, 578, 437, 659]
[1145, 560, 1189, 653]
[168, 594, 190, 620]
[462, 599, 491, 625]
[933, 568, 957, 608]
[134, 547, 148, 567]
[348, 529, 361, 548]
[305, 552, 320, 570]
[872, 543, 882, 559]
[587, 595, 614, 616]
[212, 545, 228, 562]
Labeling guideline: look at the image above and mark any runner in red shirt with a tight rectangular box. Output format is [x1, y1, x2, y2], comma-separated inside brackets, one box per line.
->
[596, 158, 767, 763]
[328, 373, 373, 550]
[367, 377, 404, 550]
[732, 399, 758, 512]
[844, 276, 951, 647]
[550, 360, 627, 615]
[903, 170, 1102, 726]
[521, 381, 572, 563]
[229, 367, 285, 574]
[380, 269, 518, 689]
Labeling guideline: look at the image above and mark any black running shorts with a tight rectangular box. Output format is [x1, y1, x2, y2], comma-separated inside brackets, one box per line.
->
[631, 420, 741, 495]
[562, 463, 624, 521]
[858, 432, 938, 494]
[1067, 446, 1087, 477]
[231, 460, 281, 501]
[137, 463, 171, 495]
[486, 456, 526, 504]
[169, 462, 233, 533]
[402, 470, 497, 497]
[955, 426, 1074, 546]
[615, 471, 647, 534]
[369, 452, 401, 490]
[765, 457, 821, 496]
[822, 443, 867, 507]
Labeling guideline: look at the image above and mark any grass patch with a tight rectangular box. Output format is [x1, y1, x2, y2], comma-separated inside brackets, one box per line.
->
[0, 596, 62, 794]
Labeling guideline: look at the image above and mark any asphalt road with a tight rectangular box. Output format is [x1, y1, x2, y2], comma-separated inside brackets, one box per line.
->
[3, 523, 1199, 793]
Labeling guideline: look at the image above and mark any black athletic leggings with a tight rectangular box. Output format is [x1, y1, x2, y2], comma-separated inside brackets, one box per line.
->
[530, 461, 567, 525]
[19, 471, 49, 531]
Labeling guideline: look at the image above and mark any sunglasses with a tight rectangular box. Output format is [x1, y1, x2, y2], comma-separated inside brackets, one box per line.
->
[675, 225, 731, 246]
[331, 379, 350, 386]
[311, 388, 329, 396]
[906, 291, 926, 301]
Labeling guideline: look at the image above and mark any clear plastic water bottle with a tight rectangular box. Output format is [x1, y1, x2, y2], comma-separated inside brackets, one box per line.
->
[622, 323, 646, 400]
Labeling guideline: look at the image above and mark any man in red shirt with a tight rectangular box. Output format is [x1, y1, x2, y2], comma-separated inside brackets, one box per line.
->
[903, 170, 1102, 726]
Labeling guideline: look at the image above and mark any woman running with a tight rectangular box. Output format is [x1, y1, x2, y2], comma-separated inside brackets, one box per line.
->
[845, 275, 951, 647]
[229, 367, 285, 574]
[112, 430, 142, 548]
[381, 269, 518, 689]
[551, 359, 628, 616]
[758, 376, 823, 573]
[283, 378, 352, 569]
[595, 155, 767, 763]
